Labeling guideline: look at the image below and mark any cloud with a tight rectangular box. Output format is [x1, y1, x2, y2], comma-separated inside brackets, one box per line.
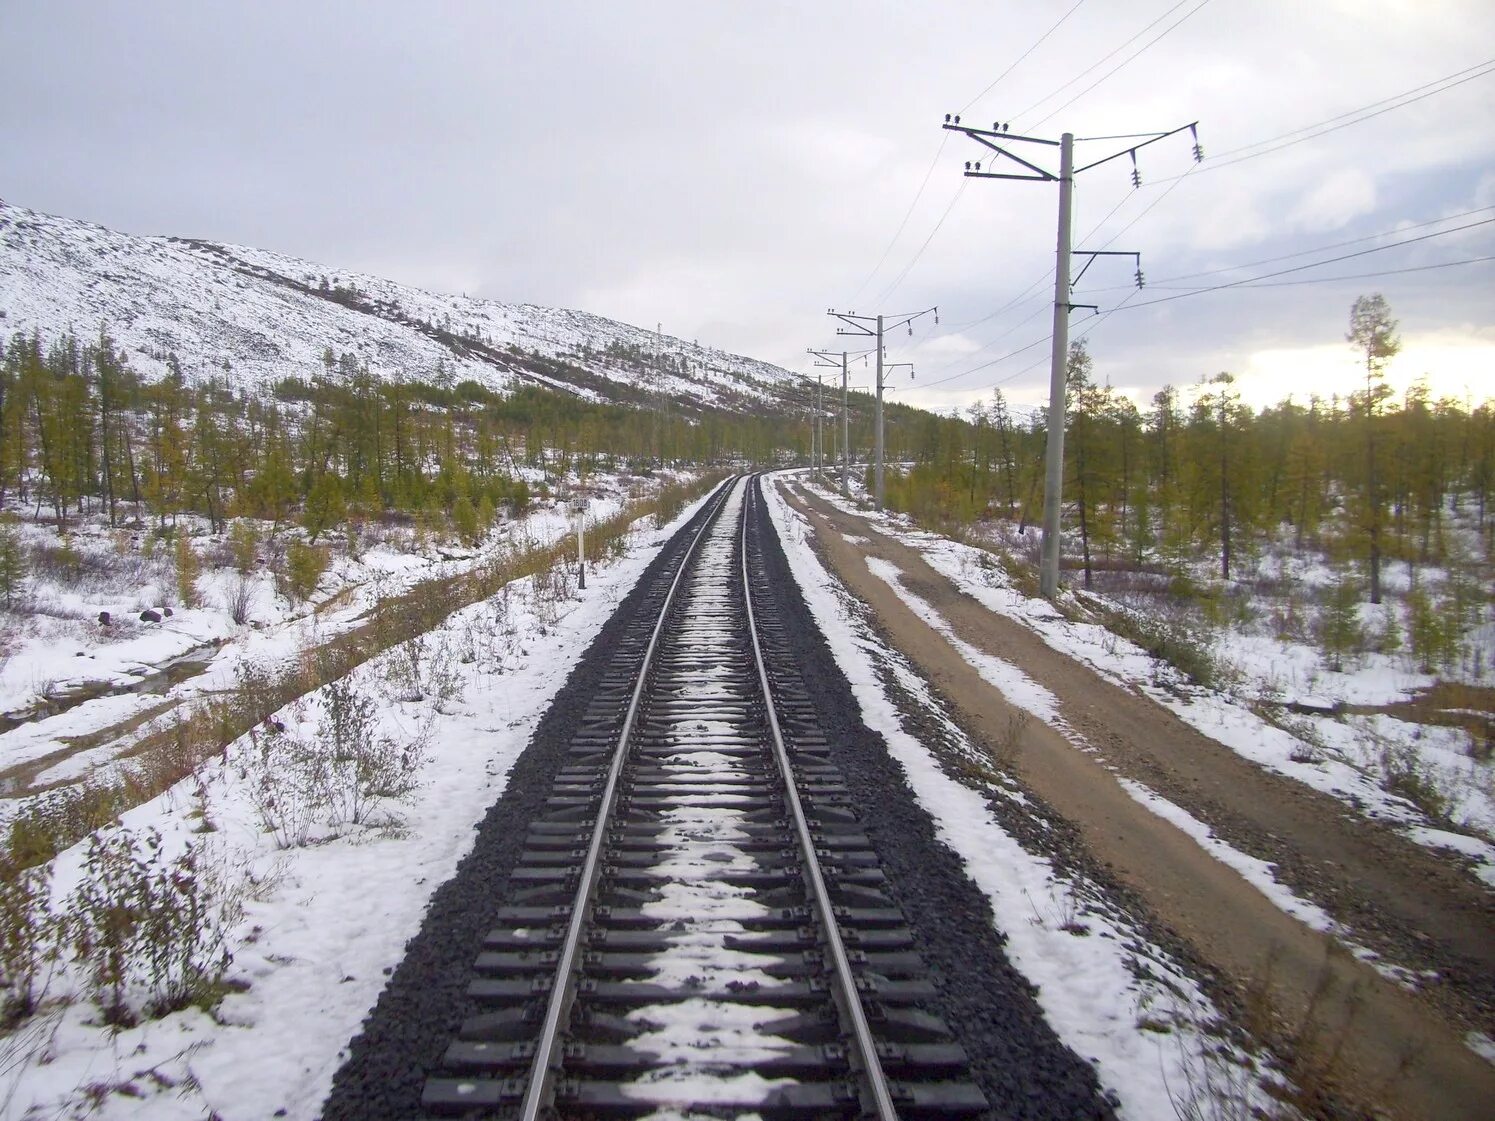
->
[1290, 169, 1378, 231]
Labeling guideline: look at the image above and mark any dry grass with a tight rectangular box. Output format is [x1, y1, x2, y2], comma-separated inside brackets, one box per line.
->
[0, 473, 725, 880]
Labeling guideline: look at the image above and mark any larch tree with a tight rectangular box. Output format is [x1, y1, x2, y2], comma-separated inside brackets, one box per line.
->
[1347, 293, 1400, 603]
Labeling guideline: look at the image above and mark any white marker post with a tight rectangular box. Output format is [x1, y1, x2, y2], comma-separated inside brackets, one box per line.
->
[572, 495, 587, 590]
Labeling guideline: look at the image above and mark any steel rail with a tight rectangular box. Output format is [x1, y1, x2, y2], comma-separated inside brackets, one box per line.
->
[516, 477, 739, 1120]
[739, 477, 901, 1121]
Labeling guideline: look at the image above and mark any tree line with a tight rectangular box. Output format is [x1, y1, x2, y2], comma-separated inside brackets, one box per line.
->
[0, 327, 829, 540]
[882, 297, 1494, 599]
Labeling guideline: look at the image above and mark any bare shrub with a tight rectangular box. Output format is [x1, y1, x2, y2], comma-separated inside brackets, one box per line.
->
[242, 717, 318, 850]
[223, 575, 257, 625]
[0, 861, 59, 1023]
[68, 827, 240, 1026]
[319, 678, 424, 824]
[1097, 603, 1219, 689]
[242, 679, 427, 845]
[133, 709, 219, 794]
[381, 631, 462, 709]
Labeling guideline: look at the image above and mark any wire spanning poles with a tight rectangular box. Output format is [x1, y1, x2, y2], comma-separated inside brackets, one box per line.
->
[826, 306, 938, 509]
[940, 113, 1199, 598]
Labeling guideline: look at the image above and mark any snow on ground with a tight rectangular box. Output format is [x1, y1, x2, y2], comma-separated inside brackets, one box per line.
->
[0, 486, 716, 1120]
[0, 202, 794, 407]
[0, 474, 664, 807]
[861, 552, 1430, 989]
[799, 478, 1495, 885]
[766, 478, 1285, 1121]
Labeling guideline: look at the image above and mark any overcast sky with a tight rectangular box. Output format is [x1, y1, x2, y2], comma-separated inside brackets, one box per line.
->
[3, 1, 1492, 416]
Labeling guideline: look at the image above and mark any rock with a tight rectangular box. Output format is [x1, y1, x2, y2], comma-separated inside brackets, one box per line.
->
[162, 606, 174, 617]
[98, 610, 111, 626]
[139, 609, 162, 623]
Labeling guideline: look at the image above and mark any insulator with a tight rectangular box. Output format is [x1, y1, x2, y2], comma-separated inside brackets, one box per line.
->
[1131, 168, 1142, 188]
[965, 161, 971, 171]
[975, 161, 982, 171]
[944, 113, 951, 123]
[907, 325, 913, 336]
[1135, 270, 1145, 289]
[1003, 122, 1010, 132]
[1193, 143, 1204, 163]
[954, 114, 961, 125]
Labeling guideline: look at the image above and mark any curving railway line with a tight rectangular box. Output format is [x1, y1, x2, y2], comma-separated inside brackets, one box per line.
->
[324, 473, 1115, 1121]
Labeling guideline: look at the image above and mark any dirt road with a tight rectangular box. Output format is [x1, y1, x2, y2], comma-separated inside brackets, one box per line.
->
[780, 480, 1495, 1121]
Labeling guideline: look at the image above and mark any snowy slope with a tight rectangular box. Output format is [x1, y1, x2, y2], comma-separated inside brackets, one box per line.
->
[0, 201, 798, 410]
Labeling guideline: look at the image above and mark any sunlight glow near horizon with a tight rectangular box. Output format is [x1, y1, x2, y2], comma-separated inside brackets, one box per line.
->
[904, 332, 1494, 419]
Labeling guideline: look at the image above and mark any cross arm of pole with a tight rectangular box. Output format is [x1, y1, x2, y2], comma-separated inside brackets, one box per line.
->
[883, 306, 939, 333]
[828, 310, 877, 337]
[941, 121, 1060, 147]
[944, 120, 1060, 181]
[1071, 121, 1198, 174]
[1071, 250, 1140, 288]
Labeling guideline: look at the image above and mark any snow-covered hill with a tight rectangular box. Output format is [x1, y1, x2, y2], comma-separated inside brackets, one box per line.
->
[0, 202, 799, 411]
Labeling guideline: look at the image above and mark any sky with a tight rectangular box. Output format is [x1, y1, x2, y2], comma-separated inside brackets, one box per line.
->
[2, 0, 1492, 418]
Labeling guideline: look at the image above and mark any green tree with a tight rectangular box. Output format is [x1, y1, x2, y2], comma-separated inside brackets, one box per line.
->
[301, 473, 346, 543]
[0, 516, 24, 607]
[1347, 293, 1400, 603]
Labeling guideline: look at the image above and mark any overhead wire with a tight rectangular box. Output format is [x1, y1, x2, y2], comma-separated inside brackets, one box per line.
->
[1027, 0, 1214, 130]
[1010, 0, 1197, 125]
[1104, 217, 1495, 308]
[844, 2, 1091, 307]
[913, 216, 1492, 395]
[1133, 255, 1495, 294]
[1149, 59, 1495, 183]
[871, 178, 970, 306]
[846, 135, 949, 305]
[958, 0, 1089, 114]
[1074, 205, 1495, 294]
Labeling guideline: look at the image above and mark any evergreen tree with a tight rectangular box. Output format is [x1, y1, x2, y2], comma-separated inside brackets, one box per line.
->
[1347, 293, 1400, 603]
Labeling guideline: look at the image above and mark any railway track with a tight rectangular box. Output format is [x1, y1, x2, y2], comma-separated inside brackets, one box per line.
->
[420, 475, 987, 1119]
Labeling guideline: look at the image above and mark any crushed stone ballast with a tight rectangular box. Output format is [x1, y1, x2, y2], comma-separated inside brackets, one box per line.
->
[416, 475, 984, 1117]
[324, 474, 1117, 1121]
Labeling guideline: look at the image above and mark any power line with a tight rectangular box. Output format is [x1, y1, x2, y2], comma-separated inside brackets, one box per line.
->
[1076, 205, 1495, 293]
[1209, 58, 1494, 163]
[959, 0, 1089, 114]
[855, 3, 1100, 307]
[1151, 59, 1495, 181]
[1028, 0, 1213, 130]
[846, 1, 1094, 305]
[1149, 254, 1495, 291]
[872, 179, 969, 305]
[1011, 0, 1197, 125]
[1106, 219, 1495, 308]
[847, 135, 948, 304]
[918, 329, 1052, 389]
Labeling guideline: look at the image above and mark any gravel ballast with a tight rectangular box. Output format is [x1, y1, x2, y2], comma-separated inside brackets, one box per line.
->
[321, 476, 1116, 1120]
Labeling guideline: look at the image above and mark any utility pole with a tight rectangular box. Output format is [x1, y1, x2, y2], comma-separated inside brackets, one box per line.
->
[810, 348, 853, 496]
[826, 307, 937, 509]
[819, 375, 831, 484]
[571, 494, 587, 590]
[1041, 131, 1074, 601]
[943, 114, 1199, 597]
